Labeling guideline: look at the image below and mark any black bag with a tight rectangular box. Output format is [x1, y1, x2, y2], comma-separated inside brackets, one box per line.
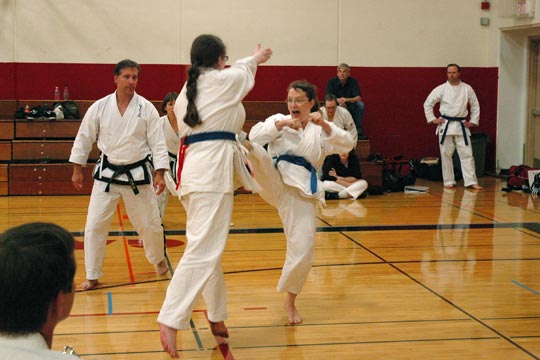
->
[531, 172, 540, 195]
[53, 101, 80, 119]
[382, 159, 417, 192]
[26, 104, 55, 120]
[14, 107, 26, 119]
[502, 165, 532, 192]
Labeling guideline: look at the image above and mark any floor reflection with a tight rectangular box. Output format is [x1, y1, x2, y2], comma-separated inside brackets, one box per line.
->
[321, 200, 367, 218]
[421, 189, 477, 295]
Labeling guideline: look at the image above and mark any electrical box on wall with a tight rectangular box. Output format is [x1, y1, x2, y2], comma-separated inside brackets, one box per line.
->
[480, 17, 490, 26]
[516, 0, 535, 17]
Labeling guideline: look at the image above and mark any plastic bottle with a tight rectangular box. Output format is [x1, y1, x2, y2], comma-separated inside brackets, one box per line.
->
[24, 104, 30, 114]
[54, 86, 60, 100]
[63, 84, 69, 100]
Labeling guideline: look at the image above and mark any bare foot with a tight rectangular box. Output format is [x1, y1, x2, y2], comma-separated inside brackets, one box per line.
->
[156, 259, 169, 275]
[284, 292, 303, 325]
[159, 323, 179, 358]
[468, 184, 483, 190]
[80, 279, 99, 290]
[209, 320, 229, 343]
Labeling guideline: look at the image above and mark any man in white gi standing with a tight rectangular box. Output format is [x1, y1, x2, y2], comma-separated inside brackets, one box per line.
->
[70, 59, 170, 290]
[320, 94, 358, 143]
[424, 63, 483, 190]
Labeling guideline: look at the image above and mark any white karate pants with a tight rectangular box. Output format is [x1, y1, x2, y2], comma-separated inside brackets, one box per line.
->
[439, 134, 478, 187]
[158, 192, 232, 330]
[322, 179, 368, 199]
[84, 181, 165, 280]
[247, 143, 316, 295]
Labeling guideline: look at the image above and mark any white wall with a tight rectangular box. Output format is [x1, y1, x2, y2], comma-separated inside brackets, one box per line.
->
[13, 0, 182, 63]
[4, 0, 497, 67]
[4, 0, 534, 168]
[0, 0, 14, 62]
[340, 0, 494, 66]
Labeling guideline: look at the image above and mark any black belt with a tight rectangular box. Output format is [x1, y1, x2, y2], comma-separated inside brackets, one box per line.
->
[440, 115, 468, 146]
[168, 151, 177, 182]
[94, 154, 152, 195]
[274, 154, 317, 194]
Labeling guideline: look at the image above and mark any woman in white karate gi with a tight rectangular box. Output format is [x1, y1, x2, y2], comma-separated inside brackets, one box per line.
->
[158, 34, 272, 358]
[157, 92, 179, 219]
[245, 80, 355, 325]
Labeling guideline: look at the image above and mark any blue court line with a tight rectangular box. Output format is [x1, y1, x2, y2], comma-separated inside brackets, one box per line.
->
[107, 292, 113, 315]
[190, 319, 204, 350]
[512, 280, 540, 296]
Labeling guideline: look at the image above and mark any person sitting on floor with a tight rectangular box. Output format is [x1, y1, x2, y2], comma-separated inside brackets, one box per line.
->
[322, 150, 368, 199]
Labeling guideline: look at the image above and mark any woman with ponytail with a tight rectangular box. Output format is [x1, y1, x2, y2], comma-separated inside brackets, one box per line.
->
[158, 34, 272, 358]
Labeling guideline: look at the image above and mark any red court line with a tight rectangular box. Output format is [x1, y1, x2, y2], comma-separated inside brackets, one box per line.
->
[203, 310, 236, 360]
[116, 204, 135, 283]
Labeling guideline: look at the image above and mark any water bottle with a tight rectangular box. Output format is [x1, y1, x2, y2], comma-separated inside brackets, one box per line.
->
[63, 84, 69, 100]
[54, 86, 60, 100]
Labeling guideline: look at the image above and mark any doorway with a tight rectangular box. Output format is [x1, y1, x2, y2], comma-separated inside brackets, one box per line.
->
[527, 38, 540, 167]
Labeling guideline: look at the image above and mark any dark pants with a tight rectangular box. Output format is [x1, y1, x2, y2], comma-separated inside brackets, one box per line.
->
[346, 101, 365, 136]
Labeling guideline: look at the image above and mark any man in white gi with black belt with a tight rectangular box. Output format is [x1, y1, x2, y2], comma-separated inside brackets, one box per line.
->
[70, 59, 170, 290]
[424, 63, 483, 190]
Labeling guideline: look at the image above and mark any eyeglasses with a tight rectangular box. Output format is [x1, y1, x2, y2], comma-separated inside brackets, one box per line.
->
[222, 55, 229, 62]
[286, 98, 308, 105]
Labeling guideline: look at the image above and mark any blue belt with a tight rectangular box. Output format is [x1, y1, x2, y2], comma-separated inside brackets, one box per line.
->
[184, 131, 236, 145]
[440, 115, 468, 146]
[274, 154, 317, 194]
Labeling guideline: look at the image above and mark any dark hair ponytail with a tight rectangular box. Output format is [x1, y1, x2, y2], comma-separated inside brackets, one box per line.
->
[183, 34, 226, 128]
[184, 64, 201, 127]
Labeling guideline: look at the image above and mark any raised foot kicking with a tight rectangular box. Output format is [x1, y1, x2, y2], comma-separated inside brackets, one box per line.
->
[284, 292, 303, 325]
[159, 323, 179, 358]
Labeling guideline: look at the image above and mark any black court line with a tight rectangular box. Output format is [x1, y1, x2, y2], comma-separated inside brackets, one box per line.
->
[70, 221, 540, 238]
[309, 218, 540, 359]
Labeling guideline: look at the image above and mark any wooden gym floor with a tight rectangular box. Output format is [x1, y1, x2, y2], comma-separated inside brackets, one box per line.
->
[0, 176, 539, 359]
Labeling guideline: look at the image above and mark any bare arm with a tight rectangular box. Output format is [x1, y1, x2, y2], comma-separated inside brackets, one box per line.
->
[153, 169, 166, 195]
[72, 164, 84, 191]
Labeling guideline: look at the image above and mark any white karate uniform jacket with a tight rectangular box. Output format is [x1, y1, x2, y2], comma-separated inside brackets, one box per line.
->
[70, 91, 169, 173]
[174, 56, 259, 196]
[0, 333, 78, 359]
[321, 105, 358, 143]
[249, 114, 355, 204]
[423, 80, 480, 136]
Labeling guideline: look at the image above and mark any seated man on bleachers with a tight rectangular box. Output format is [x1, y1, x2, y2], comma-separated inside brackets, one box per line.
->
[321, 149, 368, 200]
[320, 94, 358, 143]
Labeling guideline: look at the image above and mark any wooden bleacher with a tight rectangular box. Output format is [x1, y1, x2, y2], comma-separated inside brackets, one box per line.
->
[0, 100, 290, 195]
[1, 99, 378, 195]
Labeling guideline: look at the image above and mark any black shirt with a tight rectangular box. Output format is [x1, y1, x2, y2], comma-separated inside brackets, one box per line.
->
[322, 152, 362, 181]
[326, 76, 362, 99]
